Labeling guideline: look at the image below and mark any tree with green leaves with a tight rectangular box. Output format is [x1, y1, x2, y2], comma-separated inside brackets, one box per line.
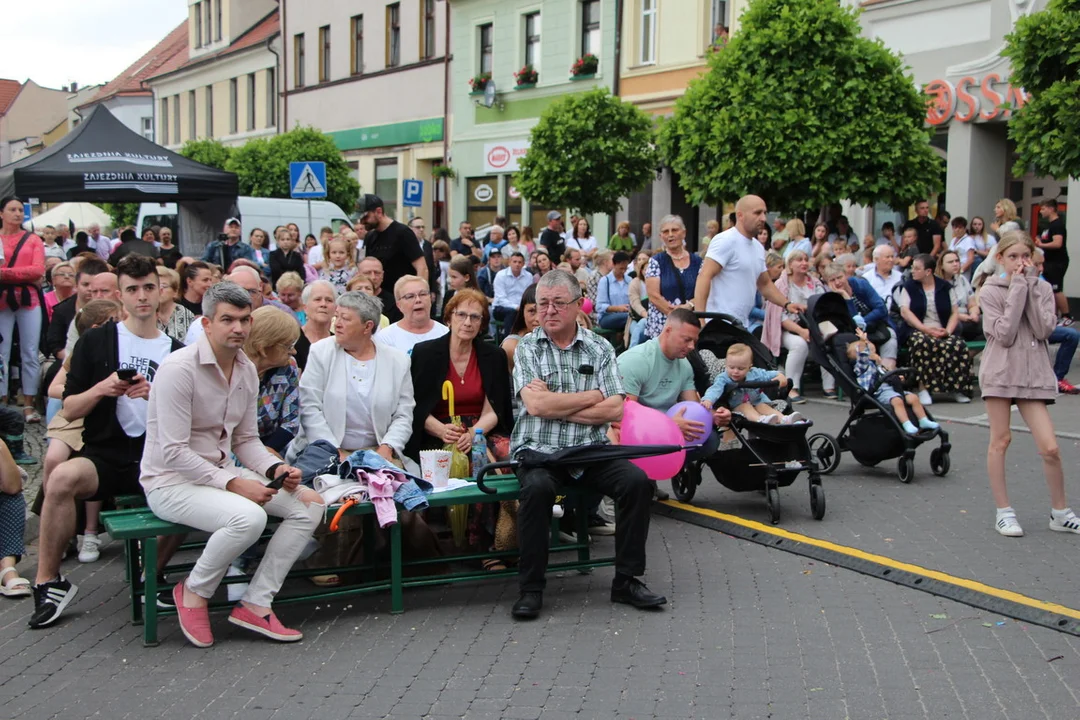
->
[1003, 0, 1080, 179]
[515, 88, 659, 216]
[226, 127, 360, 211]
[102, 202, 139, 229]
[659, 0, 942, 213]
[179, 138, 233, 170]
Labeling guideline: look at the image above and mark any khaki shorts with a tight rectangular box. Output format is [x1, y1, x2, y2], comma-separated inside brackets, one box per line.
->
[46, 412, 84, 453]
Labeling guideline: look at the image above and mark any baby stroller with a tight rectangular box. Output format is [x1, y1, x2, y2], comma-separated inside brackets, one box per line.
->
[673, 313, 829, 524]
[803, 292, 952, 483]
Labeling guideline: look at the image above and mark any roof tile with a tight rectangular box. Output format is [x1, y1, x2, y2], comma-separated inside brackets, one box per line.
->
[80, 21, 189, 109]
[149, 10, 279, 81]
[0, 79, 23, 116]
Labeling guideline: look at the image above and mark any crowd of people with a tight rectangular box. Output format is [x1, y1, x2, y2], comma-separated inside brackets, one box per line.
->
[0, 188, 1076, 642]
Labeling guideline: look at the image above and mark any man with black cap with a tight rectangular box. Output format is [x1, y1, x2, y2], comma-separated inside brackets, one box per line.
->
[539, 210, 566, 264]
[109, 228, 159, 265]
[200, 217, 257, 270]
[357, 194, 427, 322]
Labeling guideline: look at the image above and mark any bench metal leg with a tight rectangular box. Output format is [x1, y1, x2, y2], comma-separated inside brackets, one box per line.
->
[390, 521, 403, 614]
[129, 540, 144, 625]
[576, 506, 591, 564]
[143, 538, 160, 647]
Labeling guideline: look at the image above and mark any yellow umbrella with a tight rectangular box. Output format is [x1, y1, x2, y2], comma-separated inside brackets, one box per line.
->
[442, 381, 470, 547]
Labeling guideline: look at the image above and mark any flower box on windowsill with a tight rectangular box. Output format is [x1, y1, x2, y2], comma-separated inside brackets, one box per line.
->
[569, 73, 596, 81]
[514, 82, 537, 90]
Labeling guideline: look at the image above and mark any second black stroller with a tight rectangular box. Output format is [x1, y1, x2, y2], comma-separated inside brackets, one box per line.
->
[673, 313, 829, 524]
[804, 293, 952, 483]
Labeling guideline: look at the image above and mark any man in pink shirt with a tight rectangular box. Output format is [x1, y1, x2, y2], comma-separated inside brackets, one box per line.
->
[140, 281, 323, 647]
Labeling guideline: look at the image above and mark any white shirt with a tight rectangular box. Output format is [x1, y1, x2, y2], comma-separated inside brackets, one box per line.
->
[863, 267, 903, 303]
[375, 321, 448, 355]
[782, 238, 812, 259]
[342, 354, 378, 451]
[493, 266, 534, 310]
[704, 227, 766, 327]
[184, 320, 205, 346]
[949, 234, 976, 259]
[307, 244, 324, 266]
[116, 323, 173, 437]
[566, 235, 598, 256]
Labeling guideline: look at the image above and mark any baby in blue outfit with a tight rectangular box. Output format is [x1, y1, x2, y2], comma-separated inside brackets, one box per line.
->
[701, 344, 805, 424]
[847, 330, 939, 435]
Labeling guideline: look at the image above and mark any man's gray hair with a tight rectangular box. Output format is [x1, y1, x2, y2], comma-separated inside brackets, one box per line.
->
[837, 253, 860, 266]
[301, 279, 338, 304]
[489, 225, 504, 237]
[202, 280, 252, 317]
[336, 290, 383, 326]
[536, 269, 582, 300]
[658, 214, 685, 230]
[872, 244, 895, 260]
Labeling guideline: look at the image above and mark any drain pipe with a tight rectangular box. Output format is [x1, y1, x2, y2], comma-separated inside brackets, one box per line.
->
[278, 0, 288, 133]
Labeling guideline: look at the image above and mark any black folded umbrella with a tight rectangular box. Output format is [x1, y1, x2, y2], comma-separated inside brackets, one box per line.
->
[475, 443, 688, 493]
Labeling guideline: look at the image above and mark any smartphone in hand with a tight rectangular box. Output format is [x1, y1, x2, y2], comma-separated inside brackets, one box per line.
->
[267, 470, 289, 490]
[117, 368, 137, 382]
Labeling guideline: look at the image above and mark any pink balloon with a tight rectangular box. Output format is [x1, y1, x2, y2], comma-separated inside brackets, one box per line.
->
[621, 400, 686, 480]
[666, 401, 714, 446]
[581, 298, 594, 315]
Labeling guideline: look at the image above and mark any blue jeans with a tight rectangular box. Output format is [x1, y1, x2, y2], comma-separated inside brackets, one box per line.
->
[1050, 326, 1080, 381]
[598, 311, 629, 330]
[628, 318, 647, 348]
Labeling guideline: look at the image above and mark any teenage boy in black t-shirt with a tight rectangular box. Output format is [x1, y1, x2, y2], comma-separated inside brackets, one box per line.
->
[1038, 198, 1071, 324]
[357, 194, 427, 322]
[28, 255, 184, 629]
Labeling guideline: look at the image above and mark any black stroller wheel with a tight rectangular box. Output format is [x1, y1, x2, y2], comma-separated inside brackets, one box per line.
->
[671, 462, 699, 503]
[809, 483, 826, 520]
[930, 448, 950, 476]
[808, 433, 841, 474]
[766, 485, 781, 524]
[897, 456, 915, 484]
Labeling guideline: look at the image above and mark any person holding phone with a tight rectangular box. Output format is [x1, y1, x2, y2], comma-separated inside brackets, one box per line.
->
[979, 231, 1080, 538]
[139, 281, 323, 648]
[29, 256, 183, 630]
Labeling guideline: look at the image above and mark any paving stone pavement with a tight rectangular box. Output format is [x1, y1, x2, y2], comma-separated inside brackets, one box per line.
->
[5, 402, 1080, 718]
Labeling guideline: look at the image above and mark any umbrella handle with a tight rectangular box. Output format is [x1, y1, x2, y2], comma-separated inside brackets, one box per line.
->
[329, 497, 358, 532]
[476, 459, 519, 494]
[442, 380, 455, 418]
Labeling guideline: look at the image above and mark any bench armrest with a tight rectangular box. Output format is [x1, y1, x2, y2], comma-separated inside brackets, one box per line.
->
[476, 460, 519, 494]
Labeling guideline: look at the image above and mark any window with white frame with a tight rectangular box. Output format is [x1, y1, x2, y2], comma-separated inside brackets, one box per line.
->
[188, 90, 196, 140]
[319, 25, 331, 82]
[194, 2, 203, 47]
[351, 15, 364, 74]
[266, 69, 276, 127]
[422, 0, 436, 60]
[641, 0, 657, 64]
[229, 78, 238, 134]
[525, 12, 541, 68]
[247, 73, 256, 131]
[214, 0, 222, 41]
[205, 85, 214, 137]
[141, 116, 153, 141]
[160, 98, 169, 143]
[711, 0, 729, 42]
[387, 3, 401, 68]
[172, 95, 180, 144]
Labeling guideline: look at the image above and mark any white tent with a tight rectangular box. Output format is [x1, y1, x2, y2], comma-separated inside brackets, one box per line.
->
[23, 202, 113, 231]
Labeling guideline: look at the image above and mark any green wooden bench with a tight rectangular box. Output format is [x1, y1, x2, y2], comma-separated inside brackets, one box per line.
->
[103, 477, 612, 646]
[594, 327, 625, 353]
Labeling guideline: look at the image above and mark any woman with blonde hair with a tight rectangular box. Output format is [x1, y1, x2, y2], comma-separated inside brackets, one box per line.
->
[244, 306, 302, 455]
[762, 249, 832, 402]
[700, 219, 721, 256]
[978, 231, 1080, 537]
[781, 219, 811, 259]
[609, 221, 635, 253]
[990, 198, 1021, 236]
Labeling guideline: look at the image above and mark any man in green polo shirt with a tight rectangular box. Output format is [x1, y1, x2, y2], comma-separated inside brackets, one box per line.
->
[617, 308, 728, 463]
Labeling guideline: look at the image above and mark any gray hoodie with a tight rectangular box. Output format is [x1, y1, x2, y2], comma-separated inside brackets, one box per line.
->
[978, 270, 1057, 400]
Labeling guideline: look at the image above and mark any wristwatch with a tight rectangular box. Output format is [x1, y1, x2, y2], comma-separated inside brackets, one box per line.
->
[782, 302, 793, 313]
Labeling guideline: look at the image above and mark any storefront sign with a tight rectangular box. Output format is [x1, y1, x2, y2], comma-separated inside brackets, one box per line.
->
[925, 74, 1029, 126]
[508, 186, 521, 199]
[329, 118, 444, 151]
[473, 183, 494, 202]
[483, 140, 530, 173]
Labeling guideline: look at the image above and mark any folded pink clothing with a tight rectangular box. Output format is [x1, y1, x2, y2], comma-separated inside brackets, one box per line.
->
[366, 469, 398, 528]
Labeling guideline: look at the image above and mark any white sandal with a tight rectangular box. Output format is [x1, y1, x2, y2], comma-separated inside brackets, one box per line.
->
[0, 566, 31, 598]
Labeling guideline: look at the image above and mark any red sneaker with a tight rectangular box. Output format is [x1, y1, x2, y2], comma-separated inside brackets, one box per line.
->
[1058, 379, 1080, 395]
[228, 604, 303, 642]
[173, 582, 214, 648]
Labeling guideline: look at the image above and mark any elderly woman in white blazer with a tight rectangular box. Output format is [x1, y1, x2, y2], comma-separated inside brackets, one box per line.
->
[290, 291, 418, 474]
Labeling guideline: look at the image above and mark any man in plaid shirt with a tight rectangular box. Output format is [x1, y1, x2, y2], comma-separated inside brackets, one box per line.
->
[509, 270, 666, 620]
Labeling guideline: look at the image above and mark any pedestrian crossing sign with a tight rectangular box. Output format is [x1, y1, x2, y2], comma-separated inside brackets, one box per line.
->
[290, 161, 327, 199]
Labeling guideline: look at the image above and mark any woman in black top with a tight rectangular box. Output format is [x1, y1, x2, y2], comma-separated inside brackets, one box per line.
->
[269, 226, 305, 287]
[157, 226, 182, 269]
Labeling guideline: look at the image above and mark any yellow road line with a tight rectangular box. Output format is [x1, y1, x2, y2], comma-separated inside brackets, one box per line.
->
[664, 500, 1080, 621]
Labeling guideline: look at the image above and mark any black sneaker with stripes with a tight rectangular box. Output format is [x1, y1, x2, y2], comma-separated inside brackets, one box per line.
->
[28, 577, 79, 629]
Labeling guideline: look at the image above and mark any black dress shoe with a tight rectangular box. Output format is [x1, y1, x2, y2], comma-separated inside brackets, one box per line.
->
[511, 591, 543, 619]
[611, 578, 667, 609]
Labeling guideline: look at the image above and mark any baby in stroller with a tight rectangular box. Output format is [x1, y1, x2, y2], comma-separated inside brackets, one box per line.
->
[701, 343, 808, 425]
[847, 329, 940, 436]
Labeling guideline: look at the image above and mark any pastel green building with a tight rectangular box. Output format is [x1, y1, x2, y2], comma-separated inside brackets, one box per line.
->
[449, 0, 617, 236]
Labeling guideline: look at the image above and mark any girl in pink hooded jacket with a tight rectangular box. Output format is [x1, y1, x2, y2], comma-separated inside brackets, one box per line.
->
[979, 231, 1080, 538]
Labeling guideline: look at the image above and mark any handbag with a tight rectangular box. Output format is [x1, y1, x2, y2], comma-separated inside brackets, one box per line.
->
[3, 232, 35, 311]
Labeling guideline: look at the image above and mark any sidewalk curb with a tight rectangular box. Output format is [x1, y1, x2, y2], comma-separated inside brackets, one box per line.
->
[802, 397, 1080, 440]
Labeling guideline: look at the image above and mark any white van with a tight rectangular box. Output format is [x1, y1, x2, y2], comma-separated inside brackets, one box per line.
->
[137, 197, 353, 249]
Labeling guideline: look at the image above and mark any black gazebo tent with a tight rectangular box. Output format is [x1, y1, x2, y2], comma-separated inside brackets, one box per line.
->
[0, 106, 237, 253]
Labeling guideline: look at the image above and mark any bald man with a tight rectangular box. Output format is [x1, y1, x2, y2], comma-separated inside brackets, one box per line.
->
[693, 195, 802, 327]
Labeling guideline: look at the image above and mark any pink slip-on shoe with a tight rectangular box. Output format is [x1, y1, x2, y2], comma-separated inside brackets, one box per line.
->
[173, 582, 214, 648]
[228, 604, 303, 642]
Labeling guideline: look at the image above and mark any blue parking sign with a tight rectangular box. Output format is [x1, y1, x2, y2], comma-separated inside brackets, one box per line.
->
[403, 179, 423, 207]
